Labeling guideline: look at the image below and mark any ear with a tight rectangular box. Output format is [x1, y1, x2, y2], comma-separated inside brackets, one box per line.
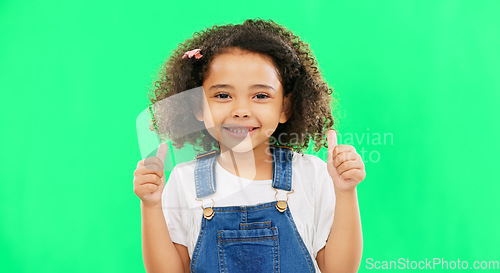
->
[194, 109, 204, 122]
[279, 94, 292, 124]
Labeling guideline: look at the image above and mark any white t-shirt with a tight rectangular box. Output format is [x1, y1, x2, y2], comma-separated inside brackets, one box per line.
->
[161, 151, 336, 272]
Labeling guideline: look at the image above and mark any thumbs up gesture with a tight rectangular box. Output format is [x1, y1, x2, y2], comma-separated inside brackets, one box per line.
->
[133, 143, 168, 208]
[327, 130, 366, 193]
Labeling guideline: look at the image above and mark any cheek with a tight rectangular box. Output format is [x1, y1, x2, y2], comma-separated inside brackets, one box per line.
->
[203, 106, 223, 123]
[201, 111, 220, 139]
[202, 107, 226, 137]
[260, 104, 283, 120]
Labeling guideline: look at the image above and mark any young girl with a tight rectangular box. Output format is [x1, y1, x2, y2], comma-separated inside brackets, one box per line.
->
[133, 19, 366, 273]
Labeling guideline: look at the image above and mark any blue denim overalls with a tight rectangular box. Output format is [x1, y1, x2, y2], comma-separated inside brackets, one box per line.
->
[189, 145, 316, 273]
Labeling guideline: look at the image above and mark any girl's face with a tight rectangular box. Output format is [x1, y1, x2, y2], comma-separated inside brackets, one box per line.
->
[197, 48, 289, 153]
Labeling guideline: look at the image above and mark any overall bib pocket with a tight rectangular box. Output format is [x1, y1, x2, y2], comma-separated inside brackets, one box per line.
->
[217, 227, 279, 273]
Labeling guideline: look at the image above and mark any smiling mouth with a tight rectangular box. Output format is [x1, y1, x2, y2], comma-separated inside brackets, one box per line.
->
[222, 126, 260, 138]
[223, 127, 259, 133]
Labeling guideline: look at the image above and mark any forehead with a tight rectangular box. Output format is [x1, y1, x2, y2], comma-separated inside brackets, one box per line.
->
[204, 50, 281, 85]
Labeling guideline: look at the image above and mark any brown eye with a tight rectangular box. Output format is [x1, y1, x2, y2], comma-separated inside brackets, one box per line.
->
[215, 93, 230, 99]
[254, 93, 270, 99]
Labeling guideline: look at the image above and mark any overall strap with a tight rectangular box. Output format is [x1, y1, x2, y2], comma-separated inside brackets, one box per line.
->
[193, 145, 294, 199]
[270, 145, 294, 191]
[194, 150, 218, 199]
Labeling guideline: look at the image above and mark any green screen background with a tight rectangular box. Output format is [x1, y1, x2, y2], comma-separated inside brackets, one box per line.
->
[1, 0, 499, 272]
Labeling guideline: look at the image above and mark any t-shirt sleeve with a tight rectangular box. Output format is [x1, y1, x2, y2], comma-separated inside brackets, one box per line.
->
[312, 157, 336, 258]
[161, 166, 189, 247]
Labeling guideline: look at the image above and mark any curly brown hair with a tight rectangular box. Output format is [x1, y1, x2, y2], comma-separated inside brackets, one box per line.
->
[148, 18, 337, 153]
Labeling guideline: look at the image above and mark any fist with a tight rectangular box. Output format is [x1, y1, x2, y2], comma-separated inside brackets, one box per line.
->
[133, 143, 168, 207]
[326, 130, 366, 193]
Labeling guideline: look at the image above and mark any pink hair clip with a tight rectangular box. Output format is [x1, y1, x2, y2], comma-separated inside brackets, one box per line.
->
[182, 48, 203, 60]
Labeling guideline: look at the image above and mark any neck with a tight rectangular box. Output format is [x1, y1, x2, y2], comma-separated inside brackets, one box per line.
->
[217, 143, 273, 180]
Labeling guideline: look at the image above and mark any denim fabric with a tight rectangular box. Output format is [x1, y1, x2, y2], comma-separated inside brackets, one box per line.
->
[190, 146, 316, 272]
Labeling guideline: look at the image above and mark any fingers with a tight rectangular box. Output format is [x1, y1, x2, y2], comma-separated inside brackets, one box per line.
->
[133, 143, 169, 204]
[331, 143, 365, 177]
[331, 145, 357, 165]
[134, 174, 162, 186]
[332, 144, 356, 155]
[339, 168, 366, 182]
[333, 151, 360, 168]
[326, 131, 366, 185]
[133, 171, 162, 197]
[143, 156, 164, 173]
[136, 143, 168, 177]
[336, 159, 364, 176]
[133, 183, 160, 197]
[135, 157, 164, 178]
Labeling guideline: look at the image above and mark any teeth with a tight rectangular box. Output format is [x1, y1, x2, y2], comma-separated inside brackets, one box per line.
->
[226, 127, 250, 133]
[227, 128, 248, 134]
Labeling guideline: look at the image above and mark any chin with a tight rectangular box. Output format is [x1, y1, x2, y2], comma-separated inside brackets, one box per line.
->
[220, 137, 257, 153]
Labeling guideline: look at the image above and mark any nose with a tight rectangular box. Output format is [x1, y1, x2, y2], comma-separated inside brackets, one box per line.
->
[231, 99, 251, 118]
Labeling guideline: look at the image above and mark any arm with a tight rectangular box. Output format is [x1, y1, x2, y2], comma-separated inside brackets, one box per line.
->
[141, 202, 185, 273]
[317, 130, 365, 273]
[317, 189, 362, 273]
[135, 143, 189, 273]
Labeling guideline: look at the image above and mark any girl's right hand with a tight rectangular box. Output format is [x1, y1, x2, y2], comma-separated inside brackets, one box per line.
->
[133, 143, 168, 208]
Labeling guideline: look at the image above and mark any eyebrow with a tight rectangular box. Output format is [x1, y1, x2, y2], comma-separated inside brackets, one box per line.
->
[208, 84, 276, 91]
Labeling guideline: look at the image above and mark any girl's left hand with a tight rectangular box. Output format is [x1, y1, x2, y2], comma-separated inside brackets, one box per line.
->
[326, 130, 366, 193]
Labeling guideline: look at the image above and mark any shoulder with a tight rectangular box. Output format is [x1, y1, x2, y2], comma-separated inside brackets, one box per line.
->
[168, 159, 196, 180]
[163, 159, 197, 196]
[291, 151, 334, 192]
[291, 151, 327, 171]
[162, 159, 198, 207]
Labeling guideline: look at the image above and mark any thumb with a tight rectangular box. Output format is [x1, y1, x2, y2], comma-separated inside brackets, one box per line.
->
[156, 143, 168, 184]
[156, 142, 168, 165]
[327, 130, 337, 164]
